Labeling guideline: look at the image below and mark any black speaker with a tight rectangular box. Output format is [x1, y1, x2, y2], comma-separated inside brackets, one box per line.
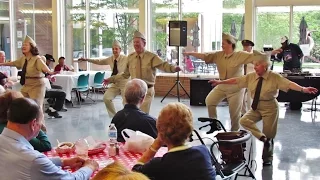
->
[190, 78, 214, 106]
[169, 21, 187, 47]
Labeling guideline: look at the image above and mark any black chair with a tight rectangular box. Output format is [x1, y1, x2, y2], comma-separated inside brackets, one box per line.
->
[194, 117, 256, 180]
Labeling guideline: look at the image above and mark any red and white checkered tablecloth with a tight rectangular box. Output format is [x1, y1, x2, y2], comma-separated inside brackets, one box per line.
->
[44, 143, 167, 177]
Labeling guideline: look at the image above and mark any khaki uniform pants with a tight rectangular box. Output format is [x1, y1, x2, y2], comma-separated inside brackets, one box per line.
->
[140, 87, 154, 114]
[103, 82, 126, 118]
[21, 79, 46, 132]
[205, 84, 244, 131]
[240, 100, 279, 161]
[20, 79, 46, 110]
[240, 100, 279, 139]
[241, 89, 252, 115]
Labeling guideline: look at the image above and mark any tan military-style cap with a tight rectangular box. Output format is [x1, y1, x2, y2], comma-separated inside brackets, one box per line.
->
[222, 33, 237, 44]
[241, 39, 254, 46]
[133, 31, 146, 40]
[24, 35, 36, 47]
[112, 40, 121, 48]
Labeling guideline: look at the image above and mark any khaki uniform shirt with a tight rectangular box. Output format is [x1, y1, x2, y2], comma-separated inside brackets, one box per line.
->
[236, 71, 291, 100]
[109, 50, 176, 85]
[203, 50, 262, 80]
[13, 55, 46, 78]
[88, 54, 128, 73]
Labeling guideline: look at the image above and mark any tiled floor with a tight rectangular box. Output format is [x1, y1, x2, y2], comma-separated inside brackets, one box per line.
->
[45, 95, 320, 180]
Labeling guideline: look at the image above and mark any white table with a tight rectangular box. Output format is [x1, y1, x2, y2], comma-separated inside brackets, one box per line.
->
[12, 78, 51, 91]
[52, 71, 111, 101]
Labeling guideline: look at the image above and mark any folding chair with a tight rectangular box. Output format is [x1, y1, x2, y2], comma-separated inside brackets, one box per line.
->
[91, 72, 106, 100]
[194, 117, 256, 180]
[71, 74, 94, 107]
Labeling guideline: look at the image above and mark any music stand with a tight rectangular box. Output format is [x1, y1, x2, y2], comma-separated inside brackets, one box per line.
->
[161, 47, 190, 102]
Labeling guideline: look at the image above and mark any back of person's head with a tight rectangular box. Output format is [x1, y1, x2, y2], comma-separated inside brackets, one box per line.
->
[8, 97, 41, 124]
[124, 79, 148, 105]
[92, 161, 149, 180]
[157, 102, 193, 146]
[0, 90, 24, 123]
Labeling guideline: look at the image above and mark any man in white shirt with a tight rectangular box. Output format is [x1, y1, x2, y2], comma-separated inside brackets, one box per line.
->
[0, 97, 99, 179]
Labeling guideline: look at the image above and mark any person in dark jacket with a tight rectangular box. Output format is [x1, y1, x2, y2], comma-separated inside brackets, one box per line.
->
[111, 79, 157, 142]
[275, 36, 303, 72]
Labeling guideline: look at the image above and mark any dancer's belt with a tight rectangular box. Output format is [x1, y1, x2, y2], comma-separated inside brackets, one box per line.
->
[147, 84, 154, 88]
[26, 77, 43, 79]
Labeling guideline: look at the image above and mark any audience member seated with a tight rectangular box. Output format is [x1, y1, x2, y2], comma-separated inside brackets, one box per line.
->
[40, 56, 67, 118]
[0, 51, 18, 82]
[54, 56, 72, 73]
[0, 90, 51, 152]
[132, 102, 216, 180]
[92, 161, 150, 180]
[111, 79, 157, 142]
[52, 56, 83, 102]
[0, 70, 14, 89]
[44, 54, 55, 70]
[0, 97, 99, 179]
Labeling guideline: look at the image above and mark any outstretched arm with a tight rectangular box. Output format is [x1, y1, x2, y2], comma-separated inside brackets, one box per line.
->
[208, 78, 238, 86]
[0, 62, 15, 67]
[183, 52, 205, 60]
[288, 81, 318, 94]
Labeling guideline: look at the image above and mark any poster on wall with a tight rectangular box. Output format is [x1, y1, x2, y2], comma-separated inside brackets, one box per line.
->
[17, 41, 22, 48]
[17, 31, 22, 38]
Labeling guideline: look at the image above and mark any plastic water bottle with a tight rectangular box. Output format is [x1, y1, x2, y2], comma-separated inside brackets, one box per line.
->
[108, 123, 117, 143]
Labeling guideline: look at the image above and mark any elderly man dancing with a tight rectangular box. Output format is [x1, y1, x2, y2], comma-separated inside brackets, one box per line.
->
[208, 54, 318, 166]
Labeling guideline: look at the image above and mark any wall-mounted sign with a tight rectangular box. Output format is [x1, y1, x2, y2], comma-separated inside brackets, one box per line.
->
[17, 31, 22, 38]
[17, 41, 22, 48]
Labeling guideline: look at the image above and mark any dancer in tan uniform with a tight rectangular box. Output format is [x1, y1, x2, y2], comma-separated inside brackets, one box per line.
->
[184, 33, 264, 131]
[208, 54, 318, 165]
[79, 40, 128, 117]
[241, 39, 255, 115]
[0, 35, 55, 131]
[104, 31, 181, 114]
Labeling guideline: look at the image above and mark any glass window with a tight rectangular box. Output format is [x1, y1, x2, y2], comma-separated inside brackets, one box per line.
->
[150, 0, 178, 66]
[182, 0, 221, 74]
[222, 0, 245, 51]
[0, 1, 10, 60]
[293, 6, 320, 72]
[88, 0, 139, 58]
[256, 6, 290, 72]
[150, 0, 224, 75]
[256, 7, 290, 51]
[68, 0, 139, 70]
[70, 0, 86, 59]
[69, 1, 139, 57]
[11, 0, 52, 60]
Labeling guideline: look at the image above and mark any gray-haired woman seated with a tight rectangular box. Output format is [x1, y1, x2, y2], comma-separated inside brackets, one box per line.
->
[208, 54, 318, 166]
[132, 102, 216, 180]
